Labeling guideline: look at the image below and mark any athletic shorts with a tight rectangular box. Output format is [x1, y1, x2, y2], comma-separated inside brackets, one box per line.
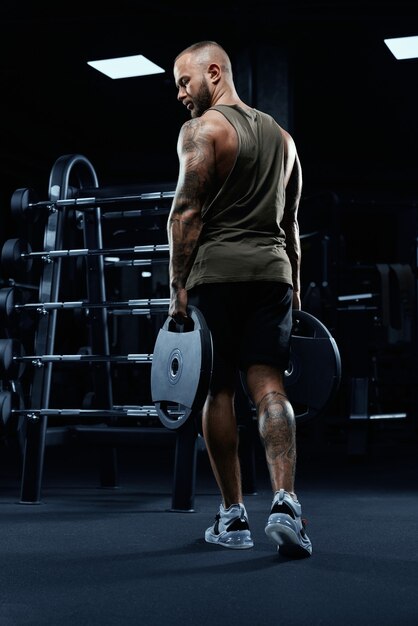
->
[188, 282, 293, 394]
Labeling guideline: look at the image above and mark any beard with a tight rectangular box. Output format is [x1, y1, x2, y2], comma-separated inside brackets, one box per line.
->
[190, 78, 212, 118]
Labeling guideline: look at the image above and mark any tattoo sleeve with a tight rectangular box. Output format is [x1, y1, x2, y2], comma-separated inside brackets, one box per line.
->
[167, 119, 215, 291]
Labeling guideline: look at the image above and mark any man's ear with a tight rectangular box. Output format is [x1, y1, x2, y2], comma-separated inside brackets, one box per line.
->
[207, 62, 221, 84]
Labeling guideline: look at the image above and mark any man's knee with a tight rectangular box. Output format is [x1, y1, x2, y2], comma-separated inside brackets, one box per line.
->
[245, 363, 287, 409]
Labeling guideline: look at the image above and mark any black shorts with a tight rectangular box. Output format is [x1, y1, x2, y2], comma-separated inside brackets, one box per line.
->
[188, 282, 293, 393]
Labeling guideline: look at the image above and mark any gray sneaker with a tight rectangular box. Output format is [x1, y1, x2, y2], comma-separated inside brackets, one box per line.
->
[205, 503, 254, 549]
[265, 489, 312, 558]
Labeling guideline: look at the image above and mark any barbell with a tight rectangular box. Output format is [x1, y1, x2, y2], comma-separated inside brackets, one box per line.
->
[0, 236, 169, 265]
[2, 405, 164, 427]
[0, 288, 170, 320]
[10, 186, 175, 221]
[0, 339, 153, 378]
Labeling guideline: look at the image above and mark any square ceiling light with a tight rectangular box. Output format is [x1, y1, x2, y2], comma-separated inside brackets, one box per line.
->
[87, 54, 165, 79]
[384, 35, 418, 60]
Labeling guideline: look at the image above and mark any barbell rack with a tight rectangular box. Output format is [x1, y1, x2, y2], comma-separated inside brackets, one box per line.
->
[5, 154, 200, 512]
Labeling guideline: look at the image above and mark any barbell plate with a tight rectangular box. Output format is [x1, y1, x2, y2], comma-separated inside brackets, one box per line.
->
[0, 390, 12, 426]
[0, 338, 14, 374]
[0, 338, 26, 380]
[0, 238, 33, 278]
[10, 188, 39, 223]
[0, 287, 15, 323]
[285, 335, 341, 420]
[151, 306, 213, 430]
[286, 310, 341, 420]
[241, 309, 341, 422]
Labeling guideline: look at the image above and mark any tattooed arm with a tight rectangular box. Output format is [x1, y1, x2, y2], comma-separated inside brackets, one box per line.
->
[167, 117, 216, 322]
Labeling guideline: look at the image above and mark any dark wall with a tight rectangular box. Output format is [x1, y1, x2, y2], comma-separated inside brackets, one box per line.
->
[1, 2, 417, 433]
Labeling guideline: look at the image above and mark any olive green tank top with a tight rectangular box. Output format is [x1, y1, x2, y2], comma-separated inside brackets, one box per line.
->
[186, 104, 292, 290]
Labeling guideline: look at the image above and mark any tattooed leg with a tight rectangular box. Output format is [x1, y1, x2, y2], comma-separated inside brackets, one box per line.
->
[257, 390, 296, 494]
[246, 364, 296, 496]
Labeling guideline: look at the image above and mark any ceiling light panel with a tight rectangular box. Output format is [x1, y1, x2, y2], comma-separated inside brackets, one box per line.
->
[87, 54, 165, 79]
[384, 36, 418, 60]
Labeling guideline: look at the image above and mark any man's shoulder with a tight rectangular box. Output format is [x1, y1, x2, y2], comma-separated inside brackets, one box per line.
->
[179, 112, 231, 144]
[201, 108, 236, 131]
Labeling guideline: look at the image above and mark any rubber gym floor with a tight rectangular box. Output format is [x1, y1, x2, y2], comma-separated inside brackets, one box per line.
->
[0, 417, 417, 626]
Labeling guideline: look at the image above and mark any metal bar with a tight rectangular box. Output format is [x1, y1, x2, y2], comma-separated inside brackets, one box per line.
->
[20, 244, 169, 259]
[16, 353, 153, 364]
[28, 190, 175, 210]
[82, 196, 116, 488]
[12, 406, 182, 418]
[102, 208, 170, 219]
[15, 298, 170, 311]
[103, 258, 168, 267]
[369, 412, 407, 420]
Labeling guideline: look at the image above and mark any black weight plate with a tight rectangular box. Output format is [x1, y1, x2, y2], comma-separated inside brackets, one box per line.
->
[0, 287, 15, 323]
[0, 338, 26, 380]
[240, 309, 341, 422]
[10, 187, 39, 223]
[0, 390, 12, 426]
[0, 238, 33, 278]
[285, 310, 341, 421]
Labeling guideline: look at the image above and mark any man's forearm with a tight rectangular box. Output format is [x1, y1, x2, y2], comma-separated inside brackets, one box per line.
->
[167, 206, 202, 291]
[282, 151, 302, 296]
[285, 221, 301, 295]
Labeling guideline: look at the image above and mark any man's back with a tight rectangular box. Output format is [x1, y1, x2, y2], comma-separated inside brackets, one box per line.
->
[185, 104, 292, 290]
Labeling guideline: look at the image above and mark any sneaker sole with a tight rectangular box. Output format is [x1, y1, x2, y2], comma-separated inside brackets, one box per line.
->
[265, 520, 312, 558]
[205, 529, 254, 550]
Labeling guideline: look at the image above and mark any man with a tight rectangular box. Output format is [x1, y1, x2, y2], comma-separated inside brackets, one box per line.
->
[167, 41, 312, 558]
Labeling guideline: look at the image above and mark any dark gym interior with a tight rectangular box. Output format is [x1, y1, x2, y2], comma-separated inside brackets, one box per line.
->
[1, 2, 417, 625]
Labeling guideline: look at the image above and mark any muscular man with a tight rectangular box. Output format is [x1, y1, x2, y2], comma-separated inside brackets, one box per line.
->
[167, 41, 312, 558]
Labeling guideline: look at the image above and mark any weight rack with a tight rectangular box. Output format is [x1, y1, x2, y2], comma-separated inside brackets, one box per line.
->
[1, 154, 202, 511]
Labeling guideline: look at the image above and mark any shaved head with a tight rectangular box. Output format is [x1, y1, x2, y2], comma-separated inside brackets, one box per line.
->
[173, 40, 239, 118]
[174, 41, 232, 76]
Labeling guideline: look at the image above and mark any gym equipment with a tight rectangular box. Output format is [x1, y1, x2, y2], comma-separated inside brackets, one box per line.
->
[0, 390, 12, 426]
[0, 291, 170, 317]
[1, 349, 152, 371]
[14, 156, 185, 507]
[240, 309, 341, 422]
[151, 306, 213, 430]
[0, 339, 26, 379]
[10, 186, 175, 218]
[18, 153, 110, 505]
[282, 309, 341, 421]
[151, 308, 341, 429]
[11, 188, 40, 223]
[0, 238, 33, 278]
[0, 239, 169, 277]
[0, 287, 15, 323]
[10, 406, 159, 420]
[2, 307, 340, 426]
